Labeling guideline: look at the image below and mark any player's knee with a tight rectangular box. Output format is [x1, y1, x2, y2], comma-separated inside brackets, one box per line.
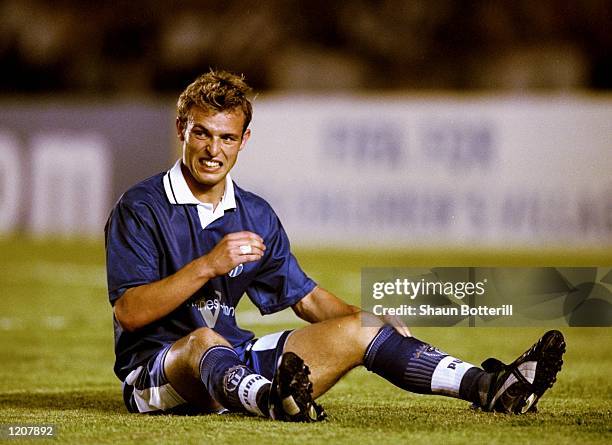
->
[343, 311, 384, 345]
[185, 327, 227, 353]
[166, 327, 229, 378]
[346, 310, 384, 329]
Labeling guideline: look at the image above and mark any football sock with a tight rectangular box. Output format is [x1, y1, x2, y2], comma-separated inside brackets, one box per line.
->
[363, 325, 490, 405]
[198, 345, 271, 416]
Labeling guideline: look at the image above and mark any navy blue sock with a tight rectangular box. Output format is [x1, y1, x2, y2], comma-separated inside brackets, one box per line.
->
[364, 326, 488, 404]
[199, 345, 271, 416]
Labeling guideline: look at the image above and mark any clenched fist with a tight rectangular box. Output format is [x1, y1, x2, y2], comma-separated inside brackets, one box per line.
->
[199, 231, 266, 278]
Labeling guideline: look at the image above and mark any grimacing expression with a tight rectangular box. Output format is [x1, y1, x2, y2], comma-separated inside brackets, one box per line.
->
[177, 106, 250, 199]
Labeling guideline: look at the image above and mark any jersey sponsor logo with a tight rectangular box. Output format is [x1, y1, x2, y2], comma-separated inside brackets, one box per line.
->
[193, 290, 235, 328]
[228, 263, 243, 278]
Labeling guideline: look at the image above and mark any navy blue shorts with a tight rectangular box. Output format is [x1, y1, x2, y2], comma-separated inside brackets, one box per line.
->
[122, 330, 292, 414]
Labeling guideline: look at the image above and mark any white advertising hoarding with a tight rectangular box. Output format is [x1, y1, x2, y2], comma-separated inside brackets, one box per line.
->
[0, 102, 172, 237]
[0, 96, 610, 248]
[233, 95, 612, 248]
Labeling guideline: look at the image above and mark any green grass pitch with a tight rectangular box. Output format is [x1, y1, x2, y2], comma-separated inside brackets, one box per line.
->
[0, 236, 610, 444]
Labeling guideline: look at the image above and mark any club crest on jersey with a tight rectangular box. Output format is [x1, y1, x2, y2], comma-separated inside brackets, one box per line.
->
[228, 263, 243, 278]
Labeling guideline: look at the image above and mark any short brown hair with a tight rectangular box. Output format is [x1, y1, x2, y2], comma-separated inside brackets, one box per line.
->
[177, 69, 253, 133]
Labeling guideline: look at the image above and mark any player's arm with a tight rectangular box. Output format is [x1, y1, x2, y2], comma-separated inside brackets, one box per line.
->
[291, 286, 359, 323]
[114, 231, 265, 332]
[292, 286, 411, 337]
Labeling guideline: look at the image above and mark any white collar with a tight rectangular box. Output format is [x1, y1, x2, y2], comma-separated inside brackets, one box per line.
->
[163, 159, 236, 211]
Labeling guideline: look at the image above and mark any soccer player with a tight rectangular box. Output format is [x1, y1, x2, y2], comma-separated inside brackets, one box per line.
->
[105, 69, 565, 421]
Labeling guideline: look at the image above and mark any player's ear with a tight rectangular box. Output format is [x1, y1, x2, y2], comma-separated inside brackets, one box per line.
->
[176, 117, 185, 142]
[239, 129, 251, 151]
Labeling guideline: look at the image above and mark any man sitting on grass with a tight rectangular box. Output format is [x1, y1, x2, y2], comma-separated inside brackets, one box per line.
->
[105, 69, 565, 421]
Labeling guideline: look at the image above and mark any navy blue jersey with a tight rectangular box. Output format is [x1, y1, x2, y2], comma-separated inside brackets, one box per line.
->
[105, 161, 316, 380]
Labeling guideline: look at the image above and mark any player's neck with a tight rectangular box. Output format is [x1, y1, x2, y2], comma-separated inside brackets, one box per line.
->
[182, 166, 225, 208]
[192, 184, 224, 209]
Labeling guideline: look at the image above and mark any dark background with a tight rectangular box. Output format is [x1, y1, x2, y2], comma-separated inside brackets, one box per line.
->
[1, 0, 610, 95]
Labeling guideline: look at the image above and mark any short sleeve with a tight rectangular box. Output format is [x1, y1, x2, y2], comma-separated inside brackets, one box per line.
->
[246, 213, 316, 315]
[105, 200, 161, 305]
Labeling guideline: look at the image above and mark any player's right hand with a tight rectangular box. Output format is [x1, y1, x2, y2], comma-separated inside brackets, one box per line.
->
[199, 231, 266, 278]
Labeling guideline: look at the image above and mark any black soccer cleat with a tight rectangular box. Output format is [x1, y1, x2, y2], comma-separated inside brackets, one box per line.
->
[268, 352, 326, 422]
[477, 330, 566, 414]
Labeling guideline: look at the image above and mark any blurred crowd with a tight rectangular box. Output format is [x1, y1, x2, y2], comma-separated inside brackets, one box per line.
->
[1, 0, 610, 94]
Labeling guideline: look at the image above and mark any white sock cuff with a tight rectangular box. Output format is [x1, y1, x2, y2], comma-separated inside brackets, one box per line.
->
[430, 356, 476, 397]
[237, 374, 271, 417]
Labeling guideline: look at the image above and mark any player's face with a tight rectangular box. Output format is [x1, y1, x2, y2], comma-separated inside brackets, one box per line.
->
[177, 106, 250, 202]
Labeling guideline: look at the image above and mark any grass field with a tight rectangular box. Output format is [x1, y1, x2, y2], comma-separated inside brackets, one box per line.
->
[0, 236, 610, 444]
